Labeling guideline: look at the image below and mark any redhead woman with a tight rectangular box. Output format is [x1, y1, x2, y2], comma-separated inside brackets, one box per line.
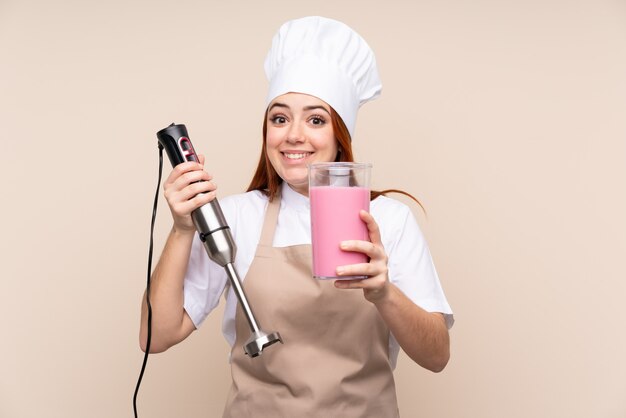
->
[140, 16, 453, 417]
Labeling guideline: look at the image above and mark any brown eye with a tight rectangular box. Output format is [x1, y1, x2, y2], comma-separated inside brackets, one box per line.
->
[310, 116, 325, 125]
[271, 115, 287, 124]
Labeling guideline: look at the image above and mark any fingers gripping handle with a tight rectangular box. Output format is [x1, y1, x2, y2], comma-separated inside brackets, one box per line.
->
[156, 123, 282, 356]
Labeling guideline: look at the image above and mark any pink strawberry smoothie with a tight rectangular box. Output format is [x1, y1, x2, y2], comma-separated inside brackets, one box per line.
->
[310, 186, 370, 279]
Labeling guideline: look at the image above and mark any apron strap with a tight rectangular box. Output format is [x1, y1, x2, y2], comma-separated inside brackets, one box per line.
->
[258, 187, 281, 247]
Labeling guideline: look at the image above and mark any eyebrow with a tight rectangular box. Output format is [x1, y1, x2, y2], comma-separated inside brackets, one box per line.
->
[268, 102, 331, 115]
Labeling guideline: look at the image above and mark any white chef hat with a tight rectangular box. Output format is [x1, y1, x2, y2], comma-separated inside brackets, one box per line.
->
[264, 16, 382, 138]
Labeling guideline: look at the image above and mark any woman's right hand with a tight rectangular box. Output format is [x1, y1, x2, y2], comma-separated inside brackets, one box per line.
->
[163, 154, 217, 233]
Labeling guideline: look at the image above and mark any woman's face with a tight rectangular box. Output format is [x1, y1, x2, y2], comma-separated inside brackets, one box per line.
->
[266, 93, 338, 196]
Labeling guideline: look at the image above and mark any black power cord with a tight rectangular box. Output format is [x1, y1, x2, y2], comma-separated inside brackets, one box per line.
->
[133, 144, 164, 418]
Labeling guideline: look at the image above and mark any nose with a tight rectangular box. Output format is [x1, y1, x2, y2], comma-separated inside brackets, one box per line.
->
[286, 121, 304, 143]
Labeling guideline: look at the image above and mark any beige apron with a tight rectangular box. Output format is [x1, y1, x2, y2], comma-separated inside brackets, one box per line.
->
[223, 191, 399, 418]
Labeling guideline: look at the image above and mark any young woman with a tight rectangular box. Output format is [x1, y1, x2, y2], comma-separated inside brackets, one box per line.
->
[140, 16, 453, 417]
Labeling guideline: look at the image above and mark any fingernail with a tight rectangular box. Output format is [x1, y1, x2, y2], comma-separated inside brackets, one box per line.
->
[336, 267, 345, 275]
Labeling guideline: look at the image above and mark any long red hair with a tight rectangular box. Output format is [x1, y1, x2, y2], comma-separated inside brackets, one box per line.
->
[246, 107, 424, 212]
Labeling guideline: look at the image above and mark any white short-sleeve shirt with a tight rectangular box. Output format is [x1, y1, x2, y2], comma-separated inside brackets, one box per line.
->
[183, 182, 454, 369]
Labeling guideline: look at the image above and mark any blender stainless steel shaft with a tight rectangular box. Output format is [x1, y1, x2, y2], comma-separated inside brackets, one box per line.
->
[156, 123, 282, 357]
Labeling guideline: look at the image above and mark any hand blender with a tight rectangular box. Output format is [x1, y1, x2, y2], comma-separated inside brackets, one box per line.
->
[156, 123, 283, 357]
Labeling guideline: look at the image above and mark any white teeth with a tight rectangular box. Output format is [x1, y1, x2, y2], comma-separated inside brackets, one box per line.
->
[284, 152, 310, 159]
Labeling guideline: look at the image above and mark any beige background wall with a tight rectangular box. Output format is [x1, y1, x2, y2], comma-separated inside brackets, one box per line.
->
[1, 0, 625, 417]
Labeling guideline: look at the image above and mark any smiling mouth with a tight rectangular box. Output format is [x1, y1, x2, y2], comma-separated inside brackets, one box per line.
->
[282, 152, 312, 160]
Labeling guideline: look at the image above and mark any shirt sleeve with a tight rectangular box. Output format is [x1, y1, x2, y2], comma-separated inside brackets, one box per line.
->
[182, 233, 229, 328]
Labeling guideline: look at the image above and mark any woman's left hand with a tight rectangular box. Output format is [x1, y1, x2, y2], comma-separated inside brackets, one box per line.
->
[335, 210, 451, 372]
[334, 210, 390, 304]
